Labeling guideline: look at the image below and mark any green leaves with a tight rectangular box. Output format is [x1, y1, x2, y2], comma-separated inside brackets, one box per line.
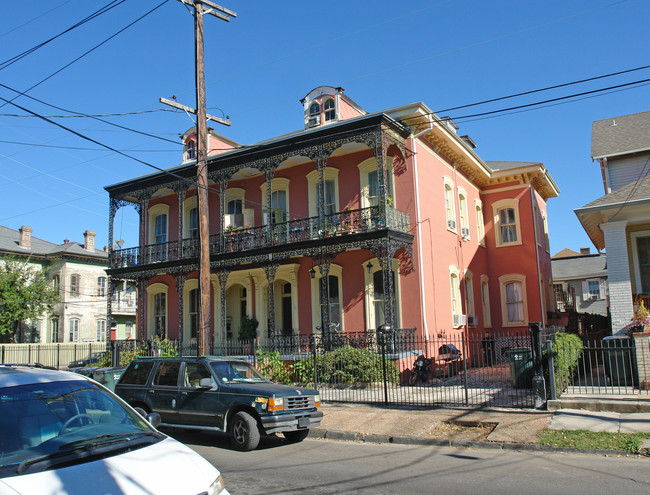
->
[0, 256, 60, 341]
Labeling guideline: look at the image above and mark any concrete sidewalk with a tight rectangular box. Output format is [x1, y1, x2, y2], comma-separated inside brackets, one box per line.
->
[312, 400, 650, 455]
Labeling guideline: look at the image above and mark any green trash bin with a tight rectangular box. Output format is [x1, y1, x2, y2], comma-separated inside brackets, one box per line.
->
[89, 367, 125, 392]
[506, 348, 534, 388]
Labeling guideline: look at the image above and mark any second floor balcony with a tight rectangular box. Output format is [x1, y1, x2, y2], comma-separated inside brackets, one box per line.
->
[110, 205, 410, 270]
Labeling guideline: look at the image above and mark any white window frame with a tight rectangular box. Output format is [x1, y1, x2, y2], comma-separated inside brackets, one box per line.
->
[307, 168, 339, 217]
[444, 177, 457, 232]
[183, 279, 199, 342]
[458, 188, 469, 239]
[148, 203, 170, 244]
[358, 157, 395, 209]
[323, 97, 336, 122]
[260, 178, 290, 225]
[96, 319, 106, 341]
[493, 199, 522, 247]
[475, 199, 485, 247]
[69, 318, 79, 342]
[310, 264, 344, 333]
[481, 275, 491, 328]
[97, 277, 106, 297]
[183, 195, 199, 239]
[464, 270, 475, 319]
[147, 283, 168, 339]
[499, 274, 528, 327]
[449, 265, 462, 324]
[70, 274, 80, 297]
[631, 229, 650, 294]
[363, 258, 402, 330]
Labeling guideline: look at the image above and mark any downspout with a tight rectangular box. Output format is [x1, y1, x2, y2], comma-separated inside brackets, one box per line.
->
[412, 119, 434, 339]
[530, 186, 546, 327]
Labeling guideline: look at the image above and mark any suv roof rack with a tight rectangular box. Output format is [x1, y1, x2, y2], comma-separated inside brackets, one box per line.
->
[0, 363, 58, 370]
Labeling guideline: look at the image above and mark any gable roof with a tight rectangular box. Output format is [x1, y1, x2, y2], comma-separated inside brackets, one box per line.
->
[0, 225, 107, 262]
[591, 110, 650, 159]
[551, 254, 607, 281]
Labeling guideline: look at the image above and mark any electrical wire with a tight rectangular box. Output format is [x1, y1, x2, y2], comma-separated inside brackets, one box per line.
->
[0, 0, 126, 71]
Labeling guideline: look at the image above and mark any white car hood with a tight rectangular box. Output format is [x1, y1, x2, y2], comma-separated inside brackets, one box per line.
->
[0, 437, 226, 495]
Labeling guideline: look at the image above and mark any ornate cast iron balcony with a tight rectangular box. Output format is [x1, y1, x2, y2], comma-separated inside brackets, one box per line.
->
[109, 205, 410, 269]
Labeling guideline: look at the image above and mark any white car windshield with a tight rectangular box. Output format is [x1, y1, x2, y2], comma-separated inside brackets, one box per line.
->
[0, 380, 162, 478]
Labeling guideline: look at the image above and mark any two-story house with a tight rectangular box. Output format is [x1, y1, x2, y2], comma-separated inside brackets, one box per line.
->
[105, 86, 559, 347]
[575, 110, 650, 333]
[0, 225, 135, 342]
[551, 247, 608, 316]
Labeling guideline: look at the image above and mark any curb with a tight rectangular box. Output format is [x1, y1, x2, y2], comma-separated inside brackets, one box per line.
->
[309, 428, 643, 457]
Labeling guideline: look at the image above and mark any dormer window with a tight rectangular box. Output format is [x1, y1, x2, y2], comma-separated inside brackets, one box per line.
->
[324, 98, 336, 122]
[185, 140, 196, 160]
[308, 102, 321, 127]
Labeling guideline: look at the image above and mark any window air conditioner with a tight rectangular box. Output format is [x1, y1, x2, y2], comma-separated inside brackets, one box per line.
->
[461, 227, 470, 239]
[453, 314, 466, 327]
[308, 115, 320, 128]
[447, 219, 456, 230]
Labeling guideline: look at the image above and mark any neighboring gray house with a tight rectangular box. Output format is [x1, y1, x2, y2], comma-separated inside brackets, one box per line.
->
[575, 110, 650, 333]
[0, 225, 135, 343]
[551, 247, 608, 316]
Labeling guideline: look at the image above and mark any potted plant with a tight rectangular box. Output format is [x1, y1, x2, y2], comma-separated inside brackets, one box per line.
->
[238, 315, 259, 341]
[631, 299, 649, 333]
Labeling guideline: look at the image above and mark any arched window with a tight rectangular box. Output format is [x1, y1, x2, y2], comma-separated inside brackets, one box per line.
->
[458, 188, 469, 238]
[309, 102, 320, 117]
[323, 98, 336, 121]
[493, 199, 521, 247]
[185, 140, 196, 160]
[499, 274, 528, 326]
[475, 200, 485, 246]
[443, 177, 456, 231]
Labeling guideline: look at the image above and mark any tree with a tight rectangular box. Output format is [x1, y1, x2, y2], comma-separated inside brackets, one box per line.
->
[0, 256, 60, 343]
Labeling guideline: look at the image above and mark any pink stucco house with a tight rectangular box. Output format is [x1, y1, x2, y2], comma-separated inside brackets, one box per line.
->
[105, 86, 559, 346]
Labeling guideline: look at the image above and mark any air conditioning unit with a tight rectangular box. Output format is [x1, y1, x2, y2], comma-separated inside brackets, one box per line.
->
[447, 219, 456, 230]
[461, 227, 470, 239]
[452, 314, 466, 327]
[589, 295, 598, 301]
[308, 115, 320, 128]
[467, 316, 479, 326]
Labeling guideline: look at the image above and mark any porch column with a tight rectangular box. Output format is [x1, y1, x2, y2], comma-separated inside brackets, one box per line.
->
[137, 278, 147, 339]
[217, 271, 229, 343]
[264, 264, 279, 338]
[317, 257, 332, 338]
[176, 187, 186, 246]
[602, 221, 634, 332]
[374, 244, 396, 329]
[315, 155, 327, 232]
[175, 274, 187, 344]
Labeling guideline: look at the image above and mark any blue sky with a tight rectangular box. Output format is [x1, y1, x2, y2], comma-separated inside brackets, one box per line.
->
[1, 0, 648, 254]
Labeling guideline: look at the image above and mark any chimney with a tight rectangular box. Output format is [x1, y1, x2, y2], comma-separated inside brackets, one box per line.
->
[83, 230, 96, 252]
[580, 247, 590, 255]
[19, 226, 32, 249]
[64, 239, 69, 245]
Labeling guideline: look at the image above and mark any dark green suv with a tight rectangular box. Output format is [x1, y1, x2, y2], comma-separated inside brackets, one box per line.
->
[114, 357, 322, 451]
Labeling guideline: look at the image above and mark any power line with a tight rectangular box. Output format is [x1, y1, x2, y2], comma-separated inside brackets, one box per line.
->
[0, 0, 76, 40]
[0, 139, 179, 152]
[0, 109, 174, 119]
[0, 0, 126, 71]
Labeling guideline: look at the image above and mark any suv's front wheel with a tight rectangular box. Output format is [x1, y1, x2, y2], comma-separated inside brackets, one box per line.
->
[229, 411, 260, 451]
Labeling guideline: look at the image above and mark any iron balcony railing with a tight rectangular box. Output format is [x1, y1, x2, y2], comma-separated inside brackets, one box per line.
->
[109, 205, 410, 269]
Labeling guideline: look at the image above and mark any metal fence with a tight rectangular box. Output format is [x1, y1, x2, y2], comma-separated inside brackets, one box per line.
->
[548, 334, 649, 397]
[0, 342, 109, 369]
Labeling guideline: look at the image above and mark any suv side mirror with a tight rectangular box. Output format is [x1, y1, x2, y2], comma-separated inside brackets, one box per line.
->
[199, 377, 215, 389]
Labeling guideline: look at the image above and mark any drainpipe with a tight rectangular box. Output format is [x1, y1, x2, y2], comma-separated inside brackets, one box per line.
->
[411, 118, 434, 339]
[530, 186, 546, 327]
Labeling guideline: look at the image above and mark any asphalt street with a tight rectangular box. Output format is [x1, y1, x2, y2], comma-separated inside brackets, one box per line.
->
[165, 429, 650, 495]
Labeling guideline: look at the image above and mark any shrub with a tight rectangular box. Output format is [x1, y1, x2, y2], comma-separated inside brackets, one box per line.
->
[313, 345, 399, 384]
[256, 350, 292, 384]
[549, 332, 583, 394]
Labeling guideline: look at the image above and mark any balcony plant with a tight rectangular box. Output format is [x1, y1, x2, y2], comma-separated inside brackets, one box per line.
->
[238, 315, 259, 341]
[631, 298, 649, 333]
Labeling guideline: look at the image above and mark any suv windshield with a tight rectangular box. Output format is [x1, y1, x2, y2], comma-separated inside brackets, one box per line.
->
[0, 379, 161, 477]
[211, 361, 269, 383]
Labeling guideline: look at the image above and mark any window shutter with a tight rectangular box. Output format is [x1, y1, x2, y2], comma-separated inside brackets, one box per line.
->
[599, 279, 607, 299]
[224, 214, 233, 229]
[581, 281, 589, 301]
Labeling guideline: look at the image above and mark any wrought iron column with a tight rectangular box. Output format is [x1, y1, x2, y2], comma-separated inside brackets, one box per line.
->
[315, 255, 333, 338]
[263, 169, 274, 236]
[137, 278, 147, 339]
[217, 271, 229, 343]
[264, 263, 279, 338]
[107, 277, 117, 338]
[374, 244, 396, 329]
[175, 274, 188, 344]
[315, 155, 327, 233]
[218, 179, 228, 253]
[176, 187, 186, 247]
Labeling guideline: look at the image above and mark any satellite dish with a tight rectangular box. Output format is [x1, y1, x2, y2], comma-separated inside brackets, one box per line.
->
[115, 239, 124, 249]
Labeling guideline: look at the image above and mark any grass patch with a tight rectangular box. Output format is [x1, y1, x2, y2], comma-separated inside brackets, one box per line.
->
[538, 429, 650, 454]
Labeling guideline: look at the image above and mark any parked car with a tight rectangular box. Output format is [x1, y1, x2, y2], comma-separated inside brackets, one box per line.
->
[114, 356, 323, 451]
[68, 352, 106, 369]
[0, 364, 229, 495]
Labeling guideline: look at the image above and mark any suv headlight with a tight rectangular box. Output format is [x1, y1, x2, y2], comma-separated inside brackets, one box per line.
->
[268, 397, 284, 411]
[207, 474, 226, 495]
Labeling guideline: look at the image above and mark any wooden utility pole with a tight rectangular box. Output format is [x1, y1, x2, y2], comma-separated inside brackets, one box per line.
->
[166, 0, 236, 356]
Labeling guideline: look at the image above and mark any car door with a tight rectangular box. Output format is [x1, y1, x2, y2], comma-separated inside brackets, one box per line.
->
[176, 361, 224, 428]
[146, 360, 181, 424]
